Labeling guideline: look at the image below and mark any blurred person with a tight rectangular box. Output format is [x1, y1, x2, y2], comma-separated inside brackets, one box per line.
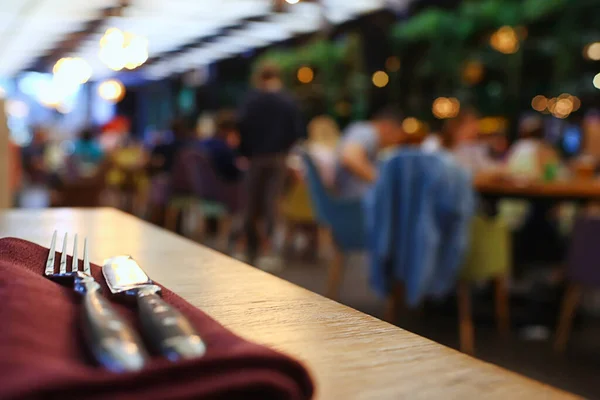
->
[148, 119, 191, 177]
[22, 127, 49, 185]
[507, 115, 560, 181]
[334, 108, 407, 199]
[106, 134, 149, 214]
[305, 115, 340, 187]
[70, 128, 104, 178]
[442, 109, 498, 174]
[238, 63, 304, 266]
[488, 132, 509, 162]
[199, 110, 244, 183]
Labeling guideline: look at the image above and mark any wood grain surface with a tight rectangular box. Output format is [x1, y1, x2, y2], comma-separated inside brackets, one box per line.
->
[0, 208, 578, 399]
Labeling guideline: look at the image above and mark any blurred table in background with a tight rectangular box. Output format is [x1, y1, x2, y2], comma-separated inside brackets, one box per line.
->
[475, 178, 600, 202]
[0, 208, 578, 399]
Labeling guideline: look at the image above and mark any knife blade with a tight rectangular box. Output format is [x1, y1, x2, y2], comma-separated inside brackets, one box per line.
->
[102, 255, 206, 361]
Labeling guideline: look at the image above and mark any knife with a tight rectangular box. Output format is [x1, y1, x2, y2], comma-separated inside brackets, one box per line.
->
[102, 255, 206, 361]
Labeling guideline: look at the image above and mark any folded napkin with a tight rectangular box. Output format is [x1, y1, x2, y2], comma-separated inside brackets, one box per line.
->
[0, 238, 314, 400]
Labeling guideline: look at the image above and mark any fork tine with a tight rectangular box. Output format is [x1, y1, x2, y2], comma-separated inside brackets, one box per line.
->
[59, 232, 68, 274]
[45, 231, 57, 276]
[72, 234, 79, 272]
[83, 237, 90, 274]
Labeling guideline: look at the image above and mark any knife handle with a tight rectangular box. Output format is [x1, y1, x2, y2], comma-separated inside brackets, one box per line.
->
[81, 289, 150, 372]
[136, 292, 206, 361]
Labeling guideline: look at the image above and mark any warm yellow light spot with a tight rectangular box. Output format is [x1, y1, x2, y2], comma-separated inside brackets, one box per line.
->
[531, 95, 548, 112]
[571, 96, 581, 111]
[585, 42, 600, 61]
[553, 98, 573, 119]
[402, 117, 420, 134]
[372, 71, 389, 88]
[98, 79, 125, 103]
[490, 26, 519, 54]
[462, 61, 484, 85]
[432, 97, 460, 119]
[385, 56, 401, 73]
[594, 73, 600, 90]
[297, 66, 314, 84]
[285, 0, 299, 4]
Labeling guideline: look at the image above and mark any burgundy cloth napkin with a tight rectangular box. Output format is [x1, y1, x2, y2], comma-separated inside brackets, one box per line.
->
[0, 238, 314, 400]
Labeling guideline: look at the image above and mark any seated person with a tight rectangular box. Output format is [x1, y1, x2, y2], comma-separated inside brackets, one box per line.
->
[71, 128, 104, 177]
[334, 108, 406, 198]
[199, 111, 244, 183]
[507, 115, 560, 181]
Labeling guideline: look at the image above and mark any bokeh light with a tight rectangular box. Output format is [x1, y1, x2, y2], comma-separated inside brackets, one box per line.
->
[385, 56, 401, 73]
[99, 28, 148, 71]
[53, 57, 92, 85]
[531, 95, 548, 112]
[462, 61, 484, 85]
[285, 0, 300, 4]
[432, 97, 460, 119]
[5, 100, 29, 118]
[584, 42, 600, 61]
[297, 66, 314, 84]
[490, 26, 519, 54]
[98, 79, 125, 103]
[402, 117, 420, 134]
[594, 73, 600, 90]
[372, 71, 389, 88]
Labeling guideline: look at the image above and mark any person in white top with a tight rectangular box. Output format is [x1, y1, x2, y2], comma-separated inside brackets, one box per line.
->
[441, 109, 498, 175]
[506, 115, 560, 181]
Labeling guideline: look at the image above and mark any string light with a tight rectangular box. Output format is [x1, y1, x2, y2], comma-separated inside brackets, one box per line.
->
[531, 95, 548, 112]
[98, 79, 125, 103]
[53, 57, 91, 85]
[584, 42, 600, 61]
[402, 117, 420, 134]
[372, 71, 389, 88]
[385, 56, 401, 73]
[99, 28, 148, 71]
[490, 26, 519, 54]
[432, 97, 460, 119]
[297, 66, 314, 84]
[462, 61, 484, 85]
[594, 73, 600, 90]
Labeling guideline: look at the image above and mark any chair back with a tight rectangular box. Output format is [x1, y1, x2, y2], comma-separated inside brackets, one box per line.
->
[566, 216, 600, 287]
[301, 152, 333, 224]
[302, 152, 365, 250]
[460, 215, 511, 281]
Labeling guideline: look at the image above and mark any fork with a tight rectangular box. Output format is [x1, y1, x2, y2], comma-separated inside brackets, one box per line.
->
[45, 231, 150, 372]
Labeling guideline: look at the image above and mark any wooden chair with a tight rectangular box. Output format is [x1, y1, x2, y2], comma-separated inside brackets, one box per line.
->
[554, 216, 600, 352]
[457, 215, 512, 355]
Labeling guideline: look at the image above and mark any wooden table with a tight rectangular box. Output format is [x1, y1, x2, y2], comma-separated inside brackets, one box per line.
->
[0, 208, 577, 399]
[475, 178, 600, 202]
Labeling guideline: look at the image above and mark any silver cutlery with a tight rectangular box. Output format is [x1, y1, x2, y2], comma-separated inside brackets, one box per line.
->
[103, 255, 206, 361]
[45, 232, 150, 372]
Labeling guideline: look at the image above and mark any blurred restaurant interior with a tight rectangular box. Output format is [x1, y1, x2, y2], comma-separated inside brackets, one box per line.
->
[1, 0, 600, 397]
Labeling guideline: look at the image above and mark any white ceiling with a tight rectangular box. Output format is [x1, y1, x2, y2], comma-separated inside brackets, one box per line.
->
[0, 0, 394, 80]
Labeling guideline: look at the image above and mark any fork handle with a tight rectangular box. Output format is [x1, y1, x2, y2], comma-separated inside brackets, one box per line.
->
[81, 289, 149, 372]
[137, 290, 206, 361]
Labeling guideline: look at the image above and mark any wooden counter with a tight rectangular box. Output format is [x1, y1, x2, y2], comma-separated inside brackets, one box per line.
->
[0, 208, 578, 399]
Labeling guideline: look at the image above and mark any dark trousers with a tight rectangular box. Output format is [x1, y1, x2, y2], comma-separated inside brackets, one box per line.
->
[243, 154, 287, 262]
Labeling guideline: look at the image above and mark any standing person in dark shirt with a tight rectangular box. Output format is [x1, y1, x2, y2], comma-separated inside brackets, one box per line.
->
[238, 64, 304, 267]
